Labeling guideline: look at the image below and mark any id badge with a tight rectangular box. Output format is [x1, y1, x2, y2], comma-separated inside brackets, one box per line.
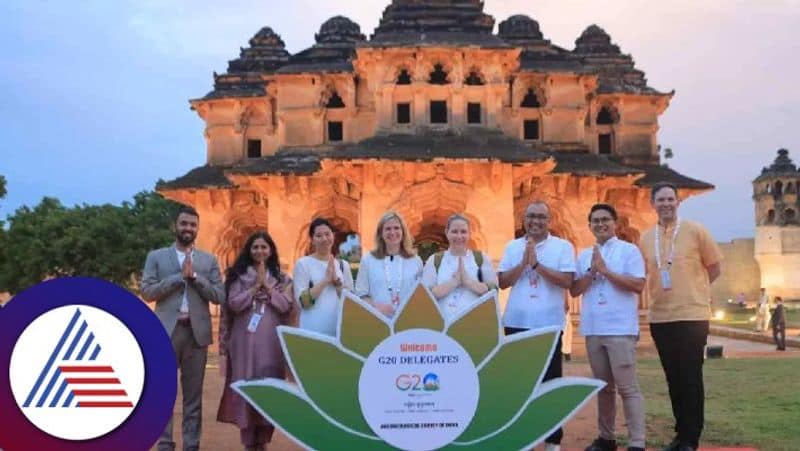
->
[660, 269, 672, 291]
[247, 313, 263, 333]
[528, 271, 539, 288]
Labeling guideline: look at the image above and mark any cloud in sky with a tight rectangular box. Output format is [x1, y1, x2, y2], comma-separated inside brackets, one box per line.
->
[1, 0, 798, 242]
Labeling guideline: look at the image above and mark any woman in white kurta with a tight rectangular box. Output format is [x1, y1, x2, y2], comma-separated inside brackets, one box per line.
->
[293, 218, 354, 336]
[422, 214, 497, 319]
[355, 212, 423, 318]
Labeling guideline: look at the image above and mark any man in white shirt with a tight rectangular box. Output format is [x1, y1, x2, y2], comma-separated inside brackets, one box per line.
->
[498, 201, 575, 451]
[571, 204, 646, 451]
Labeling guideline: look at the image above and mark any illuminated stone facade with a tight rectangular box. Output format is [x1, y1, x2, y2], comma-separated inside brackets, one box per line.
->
[159, 1, 712, 310]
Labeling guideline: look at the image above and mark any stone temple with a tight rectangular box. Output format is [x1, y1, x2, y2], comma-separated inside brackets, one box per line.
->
[158, 0, 711, 308]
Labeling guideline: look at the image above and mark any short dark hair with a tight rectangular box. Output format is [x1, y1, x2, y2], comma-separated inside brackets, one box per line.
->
[175, 205, 199, 222]
[588, 203, 618, 222]
[308, 217, 335, 237]
[650, 182, 678, 201]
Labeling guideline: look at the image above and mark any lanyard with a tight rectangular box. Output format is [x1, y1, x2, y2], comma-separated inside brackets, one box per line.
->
[252, 297, 266, 315]
[252, 284, 267, 315]
[593, 239, 617, 303]
[383, 256, 402, 301]
[654, 219, 681, 270]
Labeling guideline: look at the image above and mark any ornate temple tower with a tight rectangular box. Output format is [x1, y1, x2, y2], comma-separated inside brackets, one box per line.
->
[753, 149, 800, 299]
[158, 1, 714, 314]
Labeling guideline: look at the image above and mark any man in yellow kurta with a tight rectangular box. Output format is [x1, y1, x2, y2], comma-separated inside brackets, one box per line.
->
[640, 182, 722, 451]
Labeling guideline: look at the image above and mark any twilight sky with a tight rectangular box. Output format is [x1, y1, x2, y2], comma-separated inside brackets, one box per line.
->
[1, 0, 798, 242]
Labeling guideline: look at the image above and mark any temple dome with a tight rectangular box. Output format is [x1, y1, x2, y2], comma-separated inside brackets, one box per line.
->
[316, 16, 366, 44]
[368, 0, 501, 46]
[757, 149, 799, 179]
[498, 15, 543, 44]
[571, 24, 657, 94]
[227, 27, 290, 74]
[574, 24, 621, 55]
[277, 16, 364, 74]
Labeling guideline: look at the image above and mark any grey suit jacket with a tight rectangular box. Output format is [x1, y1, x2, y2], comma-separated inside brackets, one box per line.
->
[140, 244, 225, 347]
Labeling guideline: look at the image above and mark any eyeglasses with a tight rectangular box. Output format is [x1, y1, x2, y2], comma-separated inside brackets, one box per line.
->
[525, 214, 549, 220]
[590, 217, 614, 225]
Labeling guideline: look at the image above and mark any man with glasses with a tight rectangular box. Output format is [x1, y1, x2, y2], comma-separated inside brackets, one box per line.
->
[571, 204, 646, 451]
[640, 183, 722, 451]
[498, 201, 575, 451]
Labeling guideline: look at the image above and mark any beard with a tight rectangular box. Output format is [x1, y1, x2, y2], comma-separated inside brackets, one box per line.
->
[176, 230, 196, 246]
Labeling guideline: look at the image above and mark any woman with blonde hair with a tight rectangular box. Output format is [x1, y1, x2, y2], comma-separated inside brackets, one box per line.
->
[422, 213, 497, 319]
[355, 211, 423, 317]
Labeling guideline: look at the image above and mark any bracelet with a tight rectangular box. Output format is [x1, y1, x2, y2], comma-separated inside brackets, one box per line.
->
[299, 290, 316, 309]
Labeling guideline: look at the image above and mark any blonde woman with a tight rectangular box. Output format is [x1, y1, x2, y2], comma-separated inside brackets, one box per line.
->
[355, 212, 423, 317]
[422, 214, 497, 319]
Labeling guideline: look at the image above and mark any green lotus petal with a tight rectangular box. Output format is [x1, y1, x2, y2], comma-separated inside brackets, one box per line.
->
[280, 328, 373, 436]
[455, 328, 558, 442]
[446, 294, 500, 366]
[445, 379, 603, 449]
[393, 282, 445, 332]
[234, 379, 394, 450]
[338, 292, 391, 358]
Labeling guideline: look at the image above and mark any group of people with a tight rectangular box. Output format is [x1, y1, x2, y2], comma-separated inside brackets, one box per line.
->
[141, 181, 722, 451]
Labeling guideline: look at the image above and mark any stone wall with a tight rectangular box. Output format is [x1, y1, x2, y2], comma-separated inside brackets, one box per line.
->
[712, 238, 761, 304]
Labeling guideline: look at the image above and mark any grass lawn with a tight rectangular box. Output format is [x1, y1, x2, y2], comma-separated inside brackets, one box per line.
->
[636, 357, 800, 450]
[709, 305, 800, 331]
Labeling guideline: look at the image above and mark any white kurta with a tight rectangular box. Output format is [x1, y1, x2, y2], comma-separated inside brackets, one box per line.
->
[292, 256, 354, 336]
[355, 252, 423, 312]
[422, 250, 496, 320]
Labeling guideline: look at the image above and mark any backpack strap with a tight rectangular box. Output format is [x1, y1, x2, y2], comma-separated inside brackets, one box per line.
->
[473, 251, 484, 283]
[433, 251, 445, 273]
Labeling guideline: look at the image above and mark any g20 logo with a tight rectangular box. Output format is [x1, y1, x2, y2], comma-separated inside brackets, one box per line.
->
[395, 373, 439, 391]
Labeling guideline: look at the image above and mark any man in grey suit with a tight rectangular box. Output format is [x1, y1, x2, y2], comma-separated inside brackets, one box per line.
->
[141, 206, 225, 451]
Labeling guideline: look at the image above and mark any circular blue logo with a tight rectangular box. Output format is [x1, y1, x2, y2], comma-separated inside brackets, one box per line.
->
[0, 277, 177, 450]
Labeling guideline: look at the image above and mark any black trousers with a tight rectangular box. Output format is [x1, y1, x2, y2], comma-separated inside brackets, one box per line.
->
[650, 320, 709, 449]
[773, 323, 786, 350]
[504, 327, 563, 445]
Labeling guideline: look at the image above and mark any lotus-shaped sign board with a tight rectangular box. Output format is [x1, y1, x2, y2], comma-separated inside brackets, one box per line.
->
[233, 283, 604, 451]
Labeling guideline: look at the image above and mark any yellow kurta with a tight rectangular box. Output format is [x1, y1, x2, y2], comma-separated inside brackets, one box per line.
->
[640, 219, 723, 323]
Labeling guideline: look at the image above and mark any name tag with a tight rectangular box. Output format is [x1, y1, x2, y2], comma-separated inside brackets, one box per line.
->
[247, 313, 263, 333]
[660, 269, 672, 291]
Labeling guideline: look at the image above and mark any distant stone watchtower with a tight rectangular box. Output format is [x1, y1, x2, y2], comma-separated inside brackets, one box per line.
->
[753, 149, 800, 299]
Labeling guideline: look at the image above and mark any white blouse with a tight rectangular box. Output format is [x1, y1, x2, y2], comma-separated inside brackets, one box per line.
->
[422, 250, 497, 320]
[355, 252, 423, 314]
[292, 255, 354, 336]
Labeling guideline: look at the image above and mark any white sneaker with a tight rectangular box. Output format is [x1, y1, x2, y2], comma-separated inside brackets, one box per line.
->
[544, 443, 561, 451]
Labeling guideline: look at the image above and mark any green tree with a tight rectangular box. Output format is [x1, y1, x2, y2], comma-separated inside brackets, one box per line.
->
[0, 175, 6, 200]
[0, 191, 182, 295]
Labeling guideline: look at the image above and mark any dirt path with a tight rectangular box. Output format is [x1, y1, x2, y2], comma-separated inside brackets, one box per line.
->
[153, 334, 791, 451]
